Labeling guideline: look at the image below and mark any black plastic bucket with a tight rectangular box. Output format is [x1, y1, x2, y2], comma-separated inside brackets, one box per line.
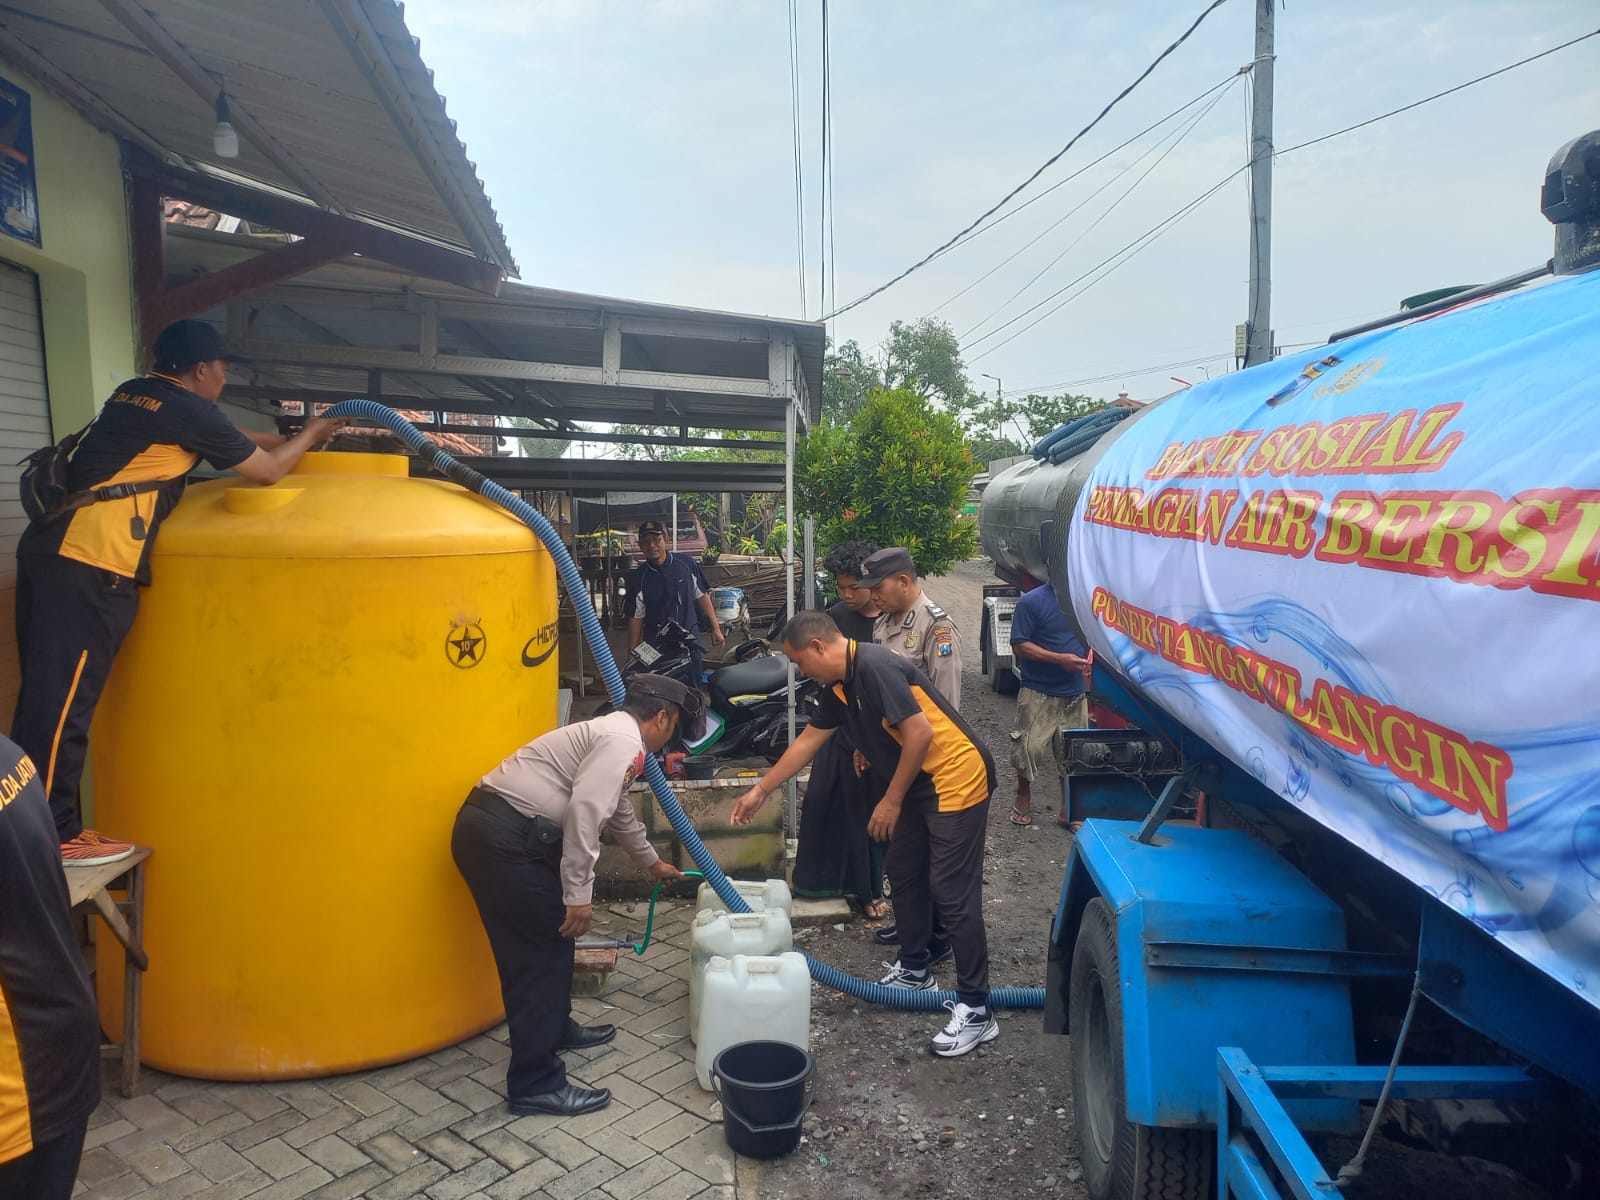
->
[683, 755, 719, 780]
[710, 1041, 816, 1158]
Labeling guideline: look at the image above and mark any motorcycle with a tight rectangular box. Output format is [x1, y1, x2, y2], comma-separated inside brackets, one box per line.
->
[605, 618, 818, 764]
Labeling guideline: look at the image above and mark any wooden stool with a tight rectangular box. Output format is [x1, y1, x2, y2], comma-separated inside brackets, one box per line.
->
[66, 848, 151, 1098]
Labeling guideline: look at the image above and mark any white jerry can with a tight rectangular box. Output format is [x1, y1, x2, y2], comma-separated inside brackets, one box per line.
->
[694, 953, 811, 1091]
[695, 878, 793, 917]
[689, 909, 795, 1044]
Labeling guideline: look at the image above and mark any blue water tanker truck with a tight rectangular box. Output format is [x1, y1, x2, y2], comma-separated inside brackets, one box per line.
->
[979, 131, 1600, 1200]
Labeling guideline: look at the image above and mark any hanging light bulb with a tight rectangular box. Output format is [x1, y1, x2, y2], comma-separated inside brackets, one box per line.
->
[213, 89, 239, 158]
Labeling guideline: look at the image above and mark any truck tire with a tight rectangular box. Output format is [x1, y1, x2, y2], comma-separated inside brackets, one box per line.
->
[1069, 897, 1213, 1200]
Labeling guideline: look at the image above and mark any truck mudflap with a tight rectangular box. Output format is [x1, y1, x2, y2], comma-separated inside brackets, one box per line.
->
[1050, 818, 1363, 1131]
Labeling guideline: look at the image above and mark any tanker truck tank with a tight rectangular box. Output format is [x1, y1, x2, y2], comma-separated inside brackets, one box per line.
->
[1019, 133, 1600, 1200]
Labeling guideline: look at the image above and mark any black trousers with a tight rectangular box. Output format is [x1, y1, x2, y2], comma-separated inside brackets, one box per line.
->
[885, 794, 991, 1007]
[450, 797, 573, 1098]
[0, 1118, 88, 1200]
[10, 554, 140, 842]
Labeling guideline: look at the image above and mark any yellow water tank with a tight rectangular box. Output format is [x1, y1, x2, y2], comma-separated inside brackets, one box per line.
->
[92, 452, 559, 1079]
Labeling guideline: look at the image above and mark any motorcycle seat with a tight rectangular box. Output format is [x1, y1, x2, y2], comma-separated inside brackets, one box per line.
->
[711, 654, 790, 706]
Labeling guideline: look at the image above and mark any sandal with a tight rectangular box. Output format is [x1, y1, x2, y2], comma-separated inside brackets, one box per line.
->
[1009, 808, 1034, 826]
[864, 899, 891, 920]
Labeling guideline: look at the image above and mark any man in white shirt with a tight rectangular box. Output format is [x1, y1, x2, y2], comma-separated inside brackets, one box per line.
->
[451, 675, 698, 1116]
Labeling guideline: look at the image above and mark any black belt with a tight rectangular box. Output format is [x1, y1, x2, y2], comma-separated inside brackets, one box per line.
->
[466, 787, 564, 854]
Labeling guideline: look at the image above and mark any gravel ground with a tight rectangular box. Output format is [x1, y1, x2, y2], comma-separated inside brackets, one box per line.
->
[757, 560, 1088, 1200]
[753, 560, 1567, 1200]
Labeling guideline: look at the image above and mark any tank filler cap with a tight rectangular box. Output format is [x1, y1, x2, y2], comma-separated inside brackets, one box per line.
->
[1542, 130, 1600, 275]
[224, 487, 303, 515]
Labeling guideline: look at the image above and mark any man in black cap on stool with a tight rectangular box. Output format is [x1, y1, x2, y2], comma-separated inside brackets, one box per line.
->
[13, 318, 345, 867]
[451, 675, 700, 1116]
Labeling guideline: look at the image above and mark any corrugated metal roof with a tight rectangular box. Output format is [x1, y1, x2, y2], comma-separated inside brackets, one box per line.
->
[170, 227, 825, 431]
[0, 0, 514, 272]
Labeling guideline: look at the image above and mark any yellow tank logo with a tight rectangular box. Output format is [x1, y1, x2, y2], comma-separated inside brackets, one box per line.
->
[446, 622, 487, 668]
[521, 619, 560, 668]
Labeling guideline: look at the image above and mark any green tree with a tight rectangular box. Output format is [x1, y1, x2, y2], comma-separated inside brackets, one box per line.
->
[798, 388, 978, 576]
[881, 318, 978, 413]
[821, 339, 883, 425]
[1008, 392, 1104, 443]
[967, 432, 1027, 465]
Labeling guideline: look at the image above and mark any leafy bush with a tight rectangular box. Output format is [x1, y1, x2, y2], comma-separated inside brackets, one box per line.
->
[799, 388, 978, 577]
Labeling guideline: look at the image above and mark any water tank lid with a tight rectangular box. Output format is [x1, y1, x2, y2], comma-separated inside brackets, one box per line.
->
[154, 456, 537, 560]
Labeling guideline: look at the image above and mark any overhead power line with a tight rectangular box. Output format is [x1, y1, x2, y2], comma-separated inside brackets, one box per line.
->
[822, 0, 1233, 320]
[967, 24, 1600, 362]
[1277, 24, 1599, 158]
[786, 0, 807, 316]
[1023, 352, 1235, 394]
[959, 80, 1237, 340]
[968, 166, 1246, 360]
[928, 73, 1240, 317]
[821, 0, 837, 330]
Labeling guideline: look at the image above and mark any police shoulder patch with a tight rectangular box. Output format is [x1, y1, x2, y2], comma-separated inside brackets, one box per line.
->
[933, 625, 954, 657]
[622, 750, 645, 791]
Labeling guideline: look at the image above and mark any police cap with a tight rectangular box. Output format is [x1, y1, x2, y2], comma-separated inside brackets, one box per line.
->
[628, 673, 705, 740]
[855, 546, 915, 588]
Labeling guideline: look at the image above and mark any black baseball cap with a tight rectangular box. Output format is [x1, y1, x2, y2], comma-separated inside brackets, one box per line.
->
[629, 673, 706, 740]
[855, 546, 915, 588]
[151, 320, 237, 372]
[637, 520, 667, 539]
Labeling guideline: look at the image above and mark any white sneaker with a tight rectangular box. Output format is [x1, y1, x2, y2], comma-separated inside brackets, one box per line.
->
[878, 961, 938, 991]
[929, 1001, 999, 1057]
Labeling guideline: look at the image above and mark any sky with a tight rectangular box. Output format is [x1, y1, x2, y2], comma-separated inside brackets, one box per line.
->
[402, 0, 1600, 410]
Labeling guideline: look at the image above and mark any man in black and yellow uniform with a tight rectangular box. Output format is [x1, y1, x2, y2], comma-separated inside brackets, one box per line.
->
[0, 732, 99, 1198]
[731, 610, 1000, 1057]
[13, 320, 344, 865]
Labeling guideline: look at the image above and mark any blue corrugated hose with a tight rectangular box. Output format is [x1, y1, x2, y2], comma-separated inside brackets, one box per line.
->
[325, 400, 1044, 1011]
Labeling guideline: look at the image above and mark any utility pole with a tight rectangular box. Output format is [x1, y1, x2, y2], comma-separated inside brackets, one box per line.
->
[981, 373, 1003, 406]
[1244, 0, 1275, 368]
[981, 371, 1015, 447]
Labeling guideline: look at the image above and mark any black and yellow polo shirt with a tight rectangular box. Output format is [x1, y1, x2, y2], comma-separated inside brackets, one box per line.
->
[813, 640, 995, 812]
[17, 374, 255, 584]
[0, 735, 99, 1164]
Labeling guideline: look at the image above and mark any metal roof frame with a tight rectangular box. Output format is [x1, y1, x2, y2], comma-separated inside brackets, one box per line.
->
[161, 227, 821, 496]
[168, 228, 824, 449]
[0, 0, 516, 273]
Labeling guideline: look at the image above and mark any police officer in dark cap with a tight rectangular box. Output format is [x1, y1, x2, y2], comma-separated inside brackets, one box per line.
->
[451, 675, 700, 1116]
[12, 319, 346, 868]
[627, 518, 724, 686]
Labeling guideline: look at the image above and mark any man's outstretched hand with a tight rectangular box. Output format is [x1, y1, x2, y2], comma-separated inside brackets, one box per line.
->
[731, 785, 767, 827]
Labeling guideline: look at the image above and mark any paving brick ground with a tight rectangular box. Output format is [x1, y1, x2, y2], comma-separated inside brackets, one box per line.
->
[76, 902, 754, 1200]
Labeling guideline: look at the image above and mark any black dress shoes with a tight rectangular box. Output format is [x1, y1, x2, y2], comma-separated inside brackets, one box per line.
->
[560, 1020, 617, 1050]
[508, 1083, 611, 1117]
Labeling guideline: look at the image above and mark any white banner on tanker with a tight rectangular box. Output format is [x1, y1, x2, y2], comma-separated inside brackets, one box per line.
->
[1067, 268, 1600, 1009]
